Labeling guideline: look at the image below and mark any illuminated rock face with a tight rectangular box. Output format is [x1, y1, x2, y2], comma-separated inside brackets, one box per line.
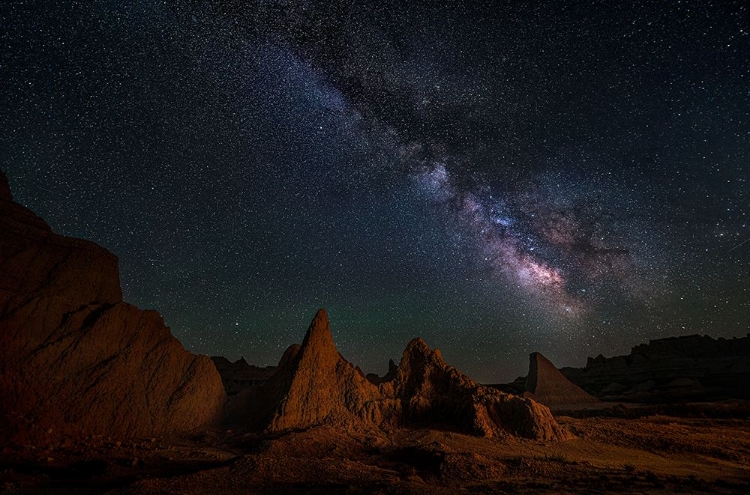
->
[0, 170, 226, 445]
[523, 352, 598, 406]
[251, 309, 570, 441]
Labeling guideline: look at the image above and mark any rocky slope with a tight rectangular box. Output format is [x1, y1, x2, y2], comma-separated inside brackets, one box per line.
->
[236, 309, 569, 441]
[560, 334, 750, 400]
[0, 170, 226, 446]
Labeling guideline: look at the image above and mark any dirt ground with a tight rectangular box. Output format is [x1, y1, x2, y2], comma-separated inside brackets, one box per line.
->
[2, 405, 749, 494]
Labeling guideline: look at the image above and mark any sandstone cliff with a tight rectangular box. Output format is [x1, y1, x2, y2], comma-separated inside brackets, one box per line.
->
[240, 309, 569, 441]
[0, 170, 226, 446]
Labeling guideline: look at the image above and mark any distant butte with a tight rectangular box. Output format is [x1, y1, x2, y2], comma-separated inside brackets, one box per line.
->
[523, 352, 598, 407]
[560, 334, 750, 401]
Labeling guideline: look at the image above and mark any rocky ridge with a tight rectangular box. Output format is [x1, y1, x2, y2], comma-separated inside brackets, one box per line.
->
[560, 334, 750, 400]
[0, 170, 226, 446]
[0, 168, 568, 445]
[234, 309, 570, 441]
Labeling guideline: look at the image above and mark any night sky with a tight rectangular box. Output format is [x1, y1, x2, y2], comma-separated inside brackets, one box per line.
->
[3, 0, 749, 382]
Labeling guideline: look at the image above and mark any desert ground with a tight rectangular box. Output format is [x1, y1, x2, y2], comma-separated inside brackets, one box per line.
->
[2, 403, 749, 494]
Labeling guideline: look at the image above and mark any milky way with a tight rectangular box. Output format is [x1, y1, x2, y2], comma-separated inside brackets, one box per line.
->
[2, 0, 748, 381]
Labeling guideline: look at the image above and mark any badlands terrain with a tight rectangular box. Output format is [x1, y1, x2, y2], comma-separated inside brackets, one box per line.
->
[1, 168, 749, 493]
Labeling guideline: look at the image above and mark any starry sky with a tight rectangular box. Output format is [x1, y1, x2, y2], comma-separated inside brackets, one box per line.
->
[2, 0, 749, 382]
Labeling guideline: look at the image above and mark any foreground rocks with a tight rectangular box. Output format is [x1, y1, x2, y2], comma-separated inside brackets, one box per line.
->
[232, 309, 570, 441]
[0, 170, 226, 446]
[7, 413, 747, 494]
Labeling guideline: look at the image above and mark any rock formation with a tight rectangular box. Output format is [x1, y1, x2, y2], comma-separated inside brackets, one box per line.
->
[239, 309, 569, 441]
[0, 169, 570, 444]
[261, 309, 382, 432]
[560, 334, 750, 400]
[366, 359, 398, 385]
[522, 352, 598, 407]
[210, 356, 277, 395]
[0, 170, 226, 446]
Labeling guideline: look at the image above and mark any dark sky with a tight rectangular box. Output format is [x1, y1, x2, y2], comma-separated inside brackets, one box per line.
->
[2, 0, 749, 382]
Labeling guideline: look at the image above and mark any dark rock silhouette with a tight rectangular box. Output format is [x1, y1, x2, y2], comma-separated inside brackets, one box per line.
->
[0, 171, 12, 202]
[560, 334, 750, 400]
[366, 359, 398, 385]
[522, 352, 598, 406]
[0, 170, 226, 446]
[210, 356, 277, 395]
[238, 309, 570, 441]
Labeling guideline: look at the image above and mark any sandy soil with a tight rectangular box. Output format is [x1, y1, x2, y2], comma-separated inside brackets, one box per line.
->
[1, 409, 749, 494]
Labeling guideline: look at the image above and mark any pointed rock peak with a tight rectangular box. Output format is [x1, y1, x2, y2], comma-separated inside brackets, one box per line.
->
[527, 352, 563, 389]
[388, 359, 398, 373]
[399, 338, 450, 375]
[531, 351, 550, 362]
[299, 308, 337, 356]
[0, 170, 11, 202]
[404, 337, 430, 353]
[377, 358, 399, 383]
[312, 308, 329, 324]
[403, 338, 446, 362]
